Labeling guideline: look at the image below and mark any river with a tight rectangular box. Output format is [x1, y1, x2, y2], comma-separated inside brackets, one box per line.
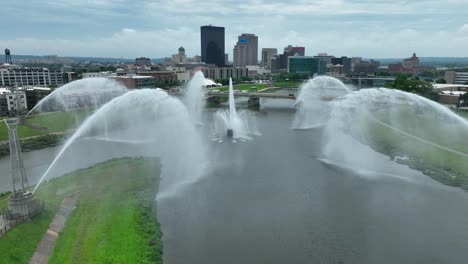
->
[1, 98, 468, 263]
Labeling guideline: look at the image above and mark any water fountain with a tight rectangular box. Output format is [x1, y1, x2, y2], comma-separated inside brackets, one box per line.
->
[183, 71, 206, 125]
[211, 78, 260, 142]
[33, 89, 207, 200]
[292, 76, 350, 129]
[320, 88, 468, 182]
[27, 78, 127, 116]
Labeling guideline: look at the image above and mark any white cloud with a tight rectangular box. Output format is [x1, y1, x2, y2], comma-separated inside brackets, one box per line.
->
[459, 24, 468, 33]
[1, 0, 468, 57]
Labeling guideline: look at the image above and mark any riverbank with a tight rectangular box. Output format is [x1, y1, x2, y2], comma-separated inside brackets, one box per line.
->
[0, 158, 162, 264]
[0, 133, 66, 158]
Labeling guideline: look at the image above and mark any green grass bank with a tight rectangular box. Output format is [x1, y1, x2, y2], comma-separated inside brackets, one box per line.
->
[0, 158, 162, 264]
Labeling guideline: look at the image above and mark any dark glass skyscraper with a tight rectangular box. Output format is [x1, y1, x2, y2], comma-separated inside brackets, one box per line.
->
[201, 25, 225, 66]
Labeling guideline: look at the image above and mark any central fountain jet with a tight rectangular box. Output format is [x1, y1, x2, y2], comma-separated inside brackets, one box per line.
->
[211, 78, 260, 142]
[227, 78, 236, 137]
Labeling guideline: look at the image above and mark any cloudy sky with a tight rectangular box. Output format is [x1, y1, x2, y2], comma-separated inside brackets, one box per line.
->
[1, 0, 467, 59]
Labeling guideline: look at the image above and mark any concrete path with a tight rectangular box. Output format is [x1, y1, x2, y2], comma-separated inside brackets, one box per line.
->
[29, 192, 80, 264]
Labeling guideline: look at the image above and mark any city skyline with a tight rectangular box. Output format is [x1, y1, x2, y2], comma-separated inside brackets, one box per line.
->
[1, 1, 468, 58]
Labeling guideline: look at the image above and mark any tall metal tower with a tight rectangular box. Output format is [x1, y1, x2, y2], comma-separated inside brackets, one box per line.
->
[5, 48, 12, 64]
[4, 118, 29, 193]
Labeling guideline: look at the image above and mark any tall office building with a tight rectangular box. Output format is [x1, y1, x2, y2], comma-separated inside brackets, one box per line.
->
[233, 33, 258, 67]
[201, 25, 225, 66]
[261, 48, 277, 68]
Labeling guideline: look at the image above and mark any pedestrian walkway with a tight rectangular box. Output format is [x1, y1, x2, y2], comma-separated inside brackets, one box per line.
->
[29, 192, 80, 264]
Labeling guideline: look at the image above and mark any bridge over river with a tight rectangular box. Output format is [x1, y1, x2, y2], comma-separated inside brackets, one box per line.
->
[206, 91, 296, 107]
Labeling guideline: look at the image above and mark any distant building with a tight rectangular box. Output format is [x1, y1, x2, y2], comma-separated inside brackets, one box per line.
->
[288, 57, 326, 75]
[331, 56, 352, 74]
[135, 57, 151, 66]
[445, 71, 468, 84]
[353, 60, 380, 76]
[202, 67, 248, 80]
[329, 64, 345, 77]
[313, 53, 335, 66]
[21, 86, 51, 110]
[0, 88, 27, 115]
[284, 45, 305, 56]
[261, 48, 277, 68]
[172, 47, 187, 64]
[225, 54, 229, 65]
[246, 65, 271, 78]
[110, 76, 156, 89]
[351, 57, 362, 72]
[233, 33, 258, 67]
[270, 45, 305, 73]
[0, 66, 64, 87]
[64, 72, 78, 83]
[388, 63, 403, 73]
[137, 70, 177, 84]
[82, 72, 116, 78]
[403, 53, 420, 69]
[201, 25, 225, 66]
[193, 55, 201, 63]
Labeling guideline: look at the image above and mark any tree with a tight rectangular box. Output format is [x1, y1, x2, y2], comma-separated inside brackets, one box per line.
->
[435, 78, 446, 84]
[458, 92, 468, 108]
[385, 74, 435, 99]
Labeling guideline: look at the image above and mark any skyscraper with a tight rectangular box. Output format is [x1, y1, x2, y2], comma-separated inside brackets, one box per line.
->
[233, 33, 258, 67]
[261, 48, 277, 68]
[201, 25, 225, 66]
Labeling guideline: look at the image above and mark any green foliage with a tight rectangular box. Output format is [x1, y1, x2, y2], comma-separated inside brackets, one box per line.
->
[273, 80, 304, 88]
[48, 158, 162, 264]
[0, 109, 90, 141]
[272, 73, 308, 82]
[0, 159, 162, 264]
[376, 71, 392, 77]
[458, 93, 468, 107]
[385, 74, 436, 99]
[214, 78, 230, 86]
[435, 78, 446, 84]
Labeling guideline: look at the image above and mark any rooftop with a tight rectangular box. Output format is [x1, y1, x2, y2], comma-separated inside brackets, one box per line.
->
[433, 84, 468, 91]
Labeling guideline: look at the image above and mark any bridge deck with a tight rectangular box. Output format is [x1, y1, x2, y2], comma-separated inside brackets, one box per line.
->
[207, 92, 296, 99]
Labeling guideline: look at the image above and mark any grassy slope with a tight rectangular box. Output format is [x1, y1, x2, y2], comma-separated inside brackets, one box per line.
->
[273, 81, 304, 87]
[0, 109, 90, 141]
[0, 158, 162, 264]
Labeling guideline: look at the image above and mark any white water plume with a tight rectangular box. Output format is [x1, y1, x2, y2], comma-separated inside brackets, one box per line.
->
[27, 78, 127, 116]
[321, 88, 468, 181]
[293, 76, 350, 129]
[33, 89, 207, 199]
[183, 71, 206, 125]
